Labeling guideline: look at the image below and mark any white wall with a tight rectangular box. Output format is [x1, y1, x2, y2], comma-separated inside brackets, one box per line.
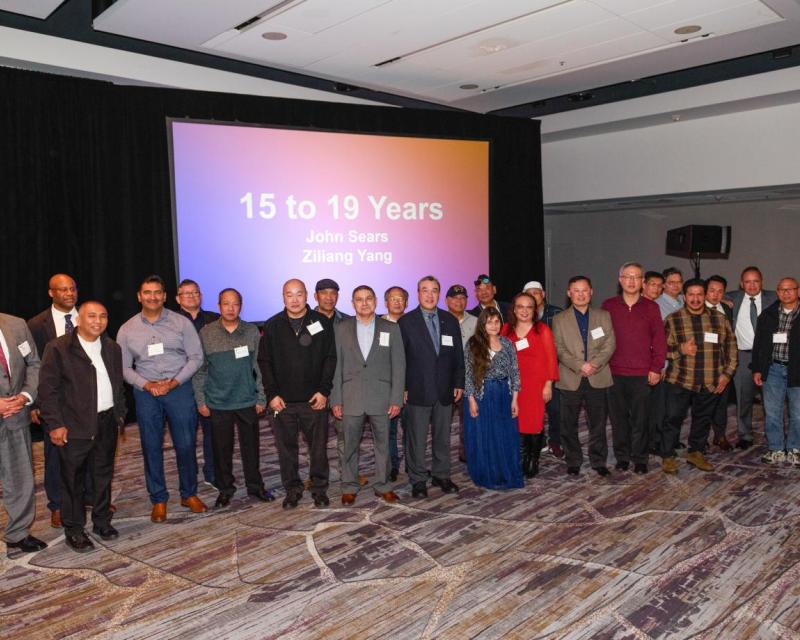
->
[544, 199, 800, 305]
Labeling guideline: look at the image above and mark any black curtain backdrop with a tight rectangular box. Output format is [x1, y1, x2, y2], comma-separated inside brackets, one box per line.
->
[1, 66, 543, 335]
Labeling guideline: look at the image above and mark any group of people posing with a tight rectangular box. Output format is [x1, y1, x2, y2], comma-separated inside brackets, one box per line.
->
[1, 263, 797, 558]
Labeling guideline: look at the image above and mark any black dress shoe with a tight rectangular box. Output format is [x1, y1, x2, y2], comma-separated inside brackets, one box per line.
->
[615, 461, 630, 471]
[411, 482, 428, 498]
[634, 463, 648, 475]
[737, 439, 753, 450]
[567, 466, 580, 476]
[282, 494, 300, 509]
[92, 525, 119, 540]
[675, 442, 687, 450]
[249, 489, 275, 502]
[6, 535, 48, 556]
[215, 494, 231, 508]
[65, 530, 95, 553]
[389, 468, 399, 482]
[431, 477, 459, 494]
[313, 493, 330, 508]
[593, 466, 610, 477]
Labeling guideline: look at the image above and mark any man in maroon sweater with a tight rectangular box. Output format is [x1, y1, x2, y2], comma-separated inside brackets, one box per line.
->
[602, 262, 667, 474]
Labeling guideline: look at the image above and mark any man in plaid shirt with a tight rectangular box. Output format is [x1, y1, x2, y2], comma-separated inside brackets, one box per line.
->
[661, 278, 738, 474]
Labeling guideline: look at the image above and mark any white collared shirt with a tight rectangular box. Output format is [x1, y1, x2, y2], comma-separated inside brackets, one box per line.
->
[78, 334, 115, 412]
[705, 301, 724, 313]
[51, 305, 78, 338]
[735, 291, 763, 351]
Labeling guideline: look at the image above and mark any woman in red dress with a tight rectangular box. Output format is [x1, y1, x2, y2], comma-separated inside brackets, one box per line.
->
[501, 292, 559, 477]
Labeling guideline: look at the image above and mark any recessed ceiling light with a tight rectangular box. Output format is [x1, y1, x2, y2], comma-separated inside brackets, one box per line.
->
[459, 84, 479, 90]
[262, 32, 288, 40]
[674, 25, 702, 35]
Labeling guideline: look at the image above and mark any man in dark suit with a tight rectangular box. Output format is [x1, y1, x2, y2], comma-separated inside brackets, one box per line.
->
[331, 286, 405, 505]
[38, 302, 126, 552]
[175, 278, 220, 489]
[468, 274, 510, 320]
[0, 312, 48, 558]
[727, 266, 777, 449]
[27, 273, 83, 528]
[399, 276, 465, 498]
[705, 275, 735, 451]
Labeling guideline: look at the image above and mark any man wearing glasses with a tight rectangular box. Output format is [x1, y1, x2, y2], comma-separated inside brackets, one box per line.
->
[602, 263, 666, 475]
[175, 279, 219, 489]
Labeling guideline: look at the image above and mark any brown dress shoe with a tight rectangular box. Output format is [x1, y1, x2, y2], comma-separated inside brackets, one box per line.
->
[341, 493, 357, 506]
[661, 457, 679, 474]
[50, 509, 62, 529]
[375, 491, 399, 504]
[713, 435, 732, 451]
[180, 496, 208, 513]
[150, 502, 167, 523]
[686, 451, 714, 471]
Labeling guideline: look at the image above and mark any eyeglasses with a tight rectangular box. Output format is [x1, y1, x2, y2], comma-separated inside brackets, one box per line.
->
[620, 275, 643, 281]
[178, 291, 200, 297]
[778, 287, 798, 293]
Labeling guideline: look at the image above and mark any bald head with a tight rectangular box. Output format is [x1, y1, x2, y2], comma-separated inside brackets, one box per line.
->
[48, 273, 77, 312]
[283, 279, 308, 318]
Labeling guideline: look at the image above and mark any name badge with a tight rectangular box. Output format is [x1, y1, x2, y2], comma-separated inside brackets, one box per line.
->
[515, 338, 529, 351]
[17, 340, 31, 357]
[234, 345, 249, 359]
[773, 332, 788, 344]
[147, 342, 165, 356]
[442, 335, 454, 347]
[379, 331, 390, 347]
[590, 327, 605, 340]
[307, 321, 323, 336]
[704, 332, 718, 344]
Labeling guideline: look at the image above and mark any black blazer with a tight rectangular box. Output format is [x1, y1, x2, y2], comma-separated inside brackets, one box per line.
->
[27, 308, 58, 360]
[752, 301, 800, 387]
[38, 332, 126, 439]
[399, 306, 465, 406]
[468, 300, 511, 322]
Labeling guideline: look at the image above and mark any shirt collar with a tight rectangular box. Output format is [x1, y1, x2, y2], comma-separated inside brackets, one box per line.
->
[51, 305, 77, 319]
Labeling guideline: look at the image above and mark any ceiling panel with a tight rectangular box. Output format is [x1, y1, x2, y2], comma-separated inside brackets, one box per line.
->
[0, 0, 65, 19]
[621, 0, 769, 30]
[648, 2, 782, 42]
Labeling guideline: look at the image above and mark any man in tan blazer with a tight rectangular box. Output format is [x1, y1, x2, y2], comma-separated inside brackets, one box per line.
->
[552, 276, 616, 476]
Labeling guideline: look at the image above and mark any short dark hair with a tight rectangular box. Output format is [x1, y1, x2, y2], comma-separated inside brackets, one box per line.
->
[567, 275, 592, 288]
[140, 274, 165, 291]
[384, 286, 408, 302]
[644, 271, 664, 283]
[663, 267, 683, 280]
[740, 266, 763, 279]
[177, 278, 199, 290]
[218, 287, 242, 304]
[417, 275, 441, 290]
[352, 285, 376, 299]
[706, 275, 727, 290]
[683, 278, 706, 294]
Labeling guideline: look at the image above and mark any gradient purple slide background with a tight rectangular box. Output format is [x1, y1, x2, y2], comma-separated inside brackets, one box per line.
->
[170, 121, 489, 321]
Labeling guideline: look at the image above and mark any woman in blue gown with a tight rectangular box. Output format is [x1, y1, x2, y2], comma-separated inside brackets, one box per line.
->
[463, 308, 523, 489]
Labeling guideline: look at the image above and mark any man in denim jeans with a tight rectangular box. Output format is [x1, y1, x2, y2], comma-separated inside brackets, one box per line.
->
[752, 277, 800, 465]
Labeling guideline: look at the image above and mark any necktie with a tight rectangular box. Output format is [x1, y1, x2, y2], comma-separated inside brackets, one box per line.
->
[0, 343, 10, 380]
[64, 313, 74, 335]
[749, 297, 757, 331]
[426, 312, 440, 355]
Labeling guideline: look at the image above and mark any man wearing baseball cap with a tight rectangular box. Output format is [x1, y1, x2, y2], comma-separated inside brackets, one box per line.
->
[446, 285, 478, 349]
[468, 274, 510, 320]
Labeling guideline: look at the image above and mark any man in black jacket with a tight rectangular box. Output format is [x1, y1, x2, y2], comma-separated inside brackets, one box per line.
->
[38, 302, 127, 552]
[258, 279, 336, 508]
[752, 277, 800, 465]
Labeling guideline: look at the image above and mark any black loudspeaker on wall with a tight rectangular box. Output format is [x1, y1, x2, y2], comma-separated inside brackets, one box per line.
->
[665, 225, 732, 259]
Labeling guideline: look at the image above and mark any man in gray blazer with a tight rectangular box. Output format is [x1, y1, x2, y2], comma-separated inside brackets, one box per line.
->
[552, 276, 616, 477]
[0, 313, 48, 557]
[331, 285, 405, 505]
[727, 266, 777, 449]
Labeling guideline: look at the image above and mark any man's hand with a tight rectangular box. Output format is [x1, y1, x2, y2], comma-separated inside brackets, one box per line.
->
[0, 395, 25, 418]
[30, 408, 41, 425]
[647, 371, 661, 386]
[143, 380, 165, 397]
[50, 426, 69, 447]
[403, 391, 408, 405]
[388, 404, 401, 419]
[255, 404, 265, 415]
[332, 405, 343, 420]
[453, 388, 464, 403]
[714, 374, 730, 394]
[468, 396, 479, 418]
[580, 362, 598, 377]
[308, 392, 327, 411]
[680, 339, 698, 357]
[198, 404, 211, 417]
[753, 372, 763, 387]
[269, 396, 286, 413]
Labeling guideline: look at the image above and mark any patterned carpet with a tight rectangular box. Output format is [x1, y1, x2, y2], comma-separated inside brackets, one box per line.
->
[1, 406, 799, 640]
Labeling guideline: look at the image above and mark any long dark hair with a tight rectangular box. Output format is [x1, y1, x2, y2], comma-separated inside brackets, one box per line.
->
[468, 307, 503, 391]
[507, 292, 539, 334]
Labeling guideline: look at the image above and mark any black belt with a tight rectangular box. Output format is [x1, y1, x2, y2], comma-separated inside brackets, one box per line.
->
[773, 360, 789, 366]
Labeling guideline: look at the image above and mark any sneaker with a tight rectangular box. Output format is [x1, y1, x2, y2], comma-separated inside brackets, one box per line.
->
[783, 449, 799, 465]
[761, 450, 786, 464]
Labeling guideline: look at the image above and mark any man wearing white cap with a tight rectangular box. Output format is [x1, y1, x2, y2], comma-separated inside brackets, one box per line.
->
[524, 281, 564, 458]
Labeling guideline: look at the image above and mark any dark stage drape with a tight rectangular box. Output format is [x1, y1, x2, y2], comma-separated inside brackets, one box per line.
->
[0, 66, 543, 335]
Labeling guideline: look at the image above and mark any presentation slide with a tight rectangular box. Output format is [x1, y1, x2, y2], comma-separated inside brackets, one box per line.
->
[170, 120, 489, 321]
